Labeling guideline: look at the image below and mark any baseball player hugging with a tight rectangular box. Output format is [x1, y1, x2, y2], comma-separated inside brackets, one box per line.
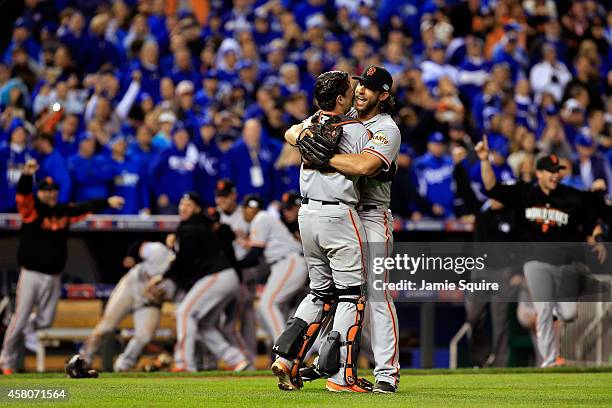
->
[271, 70, 372, 393]
[78, 242, 176, 372]
[283, 66, 402, 393]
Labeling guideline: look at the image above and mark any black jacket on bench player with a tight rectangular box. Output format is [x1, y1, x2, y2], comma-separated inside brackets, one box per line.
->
[16, 174, 109, 275]
[164, 212, 237, 290]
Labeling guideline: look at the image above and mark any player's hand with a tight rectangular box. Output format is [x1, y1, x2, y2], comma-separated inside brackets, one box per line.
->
[591, 242, 607, 264]
[145, 275, 166, 302]
[475, 134, 490, 161]
[22, 159, 39, 176]
[107, 196, 125, 209]
[165, 233, 176, 249]
[510, 275, 524, 287]
[591, 178, 607, 192]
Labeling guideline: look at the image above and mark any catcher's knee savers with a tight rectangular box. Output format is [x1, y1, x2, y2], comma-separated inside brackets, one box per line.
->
[273, 289, 337, 388]
[317, 290, 366, 386]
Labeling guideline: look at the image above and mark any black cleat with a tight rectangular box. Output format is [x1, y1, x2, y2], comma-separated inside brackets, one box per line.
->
[299, 365, 328, 382]
[372, 381, 397, 394]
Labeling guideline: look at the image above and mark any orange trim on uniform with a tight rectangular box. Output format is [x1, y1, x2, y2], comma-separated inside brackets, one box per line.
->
[69, 212, 91, 225]
[15, 193, 38, 223]
[268, 257, 296, 335]
[383, 212, 399, 382]
[348, 210, 365, 278]
[362, 148, 390, 169]
[178, 273, 220, 368]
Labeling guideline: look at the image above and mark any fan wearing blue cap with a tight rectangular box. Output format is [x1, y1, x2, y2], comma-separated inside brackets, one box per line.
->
[413, 132, 456, 217]
[491, 21, 528, 83]
[0, 120, 35, 211]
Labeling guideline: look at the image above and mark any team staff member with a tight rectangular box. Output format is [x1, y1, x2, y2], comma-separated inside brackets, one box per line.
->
[0, 159, 124, 375]
[477, 138, 608, 367]
[238, 194, 307, 343]
[159, 192, 249, 372]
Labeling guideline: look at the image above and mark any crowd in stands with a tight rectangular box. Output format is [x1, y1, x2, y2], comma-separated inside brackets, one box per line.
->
[0, 0, 610, 218]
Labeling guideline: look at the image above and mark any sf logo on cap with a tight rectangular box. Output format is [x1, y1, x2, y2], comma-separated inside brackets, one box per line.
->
[366, 67, 376, 76]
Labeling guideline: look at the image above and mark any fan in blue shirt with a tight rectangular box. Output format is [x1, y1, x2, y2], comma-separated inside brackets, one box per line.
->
[109, 136, 150, 214]
[67, 137, 113, 202]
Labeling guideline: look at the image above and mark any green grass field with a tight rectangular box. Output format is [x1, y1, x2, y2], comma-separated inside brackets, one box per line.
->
[1, 368, 612, 407]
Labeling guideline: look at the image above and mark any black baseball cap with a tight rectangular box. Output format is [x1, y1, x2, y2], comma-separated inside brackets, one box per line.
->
[242, 194, 264, 210]
[38, 176, 59, 191]
[281, 190, 302, 209]
[215, 179, 237, 197]
[536, 154, 566, 172]
[181, 191, 203, 207]
[352, 65, 393, 93]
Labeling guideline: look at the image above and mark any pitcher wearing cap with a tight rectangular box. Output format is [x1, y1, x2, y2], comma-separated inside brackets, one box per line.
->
[476, 137, 609, 368]
[0, 159, 124, 375]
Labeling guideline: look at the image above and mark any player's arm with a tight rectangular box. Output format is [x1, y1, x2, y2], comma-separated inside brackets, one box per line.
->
[15, 159, 39, 223]
[475, 135, 496, 191]
[475, 135, 521, 206]
[328, 152, 383, 177]
[237, 216, 267, 269]
[66, 196, 125, 223]
[284, 123, 304, 145]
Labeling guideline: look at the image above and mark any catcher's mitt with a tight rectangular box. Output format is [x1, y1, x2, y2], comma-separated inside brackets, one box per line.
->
[65, 354, 98, 378]
[296, 114, 345, 169]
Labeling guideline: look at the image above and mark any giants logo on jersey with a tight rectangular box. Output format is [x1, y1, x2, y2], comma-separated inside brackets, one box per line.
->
[524, 206, 569, 233]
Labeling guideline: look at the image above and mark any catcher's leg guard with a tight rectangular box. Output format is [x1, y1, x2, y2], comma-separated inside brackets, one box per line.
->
[317, 331, 341, 375]
[273, 317, 308, 358]
[273, 290, 336, 388]
[336, 294, 366, 386]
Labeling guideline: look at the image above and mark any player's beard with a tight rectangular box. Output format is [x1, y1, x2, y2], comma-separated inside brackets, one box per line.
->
[354, 95, 380, 119]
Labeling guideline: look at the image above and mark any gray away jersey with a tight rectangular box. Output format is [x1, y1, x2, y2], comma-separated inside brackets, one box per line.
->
[300, 113, 370, 206]
[349, 109, 401, 209]
[249, 210, 302, 263]
[219, 205, 249, 260]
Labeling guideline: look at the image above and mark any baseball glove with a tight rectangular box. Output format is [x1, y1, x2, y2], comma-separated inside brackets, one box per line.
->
[65, 354, 98, 378]
[296, 115, 344, 169]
